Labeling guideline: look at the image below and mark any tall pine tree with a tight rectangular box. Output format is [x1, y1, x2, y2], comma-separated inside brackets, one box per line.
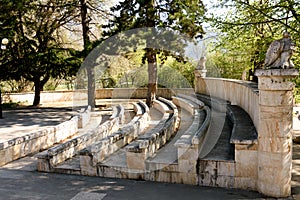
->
[103, 0, 206, 107]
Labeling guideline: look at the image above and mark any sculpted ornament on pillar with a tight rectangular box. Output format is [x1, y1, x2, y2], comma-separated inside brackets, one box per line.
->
[264, 32, 295, 69]
[194, 56, 207, 78]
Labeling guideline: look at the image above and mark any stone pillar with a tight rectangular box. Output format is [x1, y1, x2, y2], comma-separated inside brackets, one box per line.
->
[255, 69, 299, 197]
[194, 57, 207, 93]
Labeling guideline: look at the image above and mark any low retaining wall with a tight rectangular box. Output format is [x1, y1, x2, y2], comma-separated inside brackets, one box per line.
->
[0, 117, 79, 167]
[0, 106, 91, 167]
[4, 88, 195, 104]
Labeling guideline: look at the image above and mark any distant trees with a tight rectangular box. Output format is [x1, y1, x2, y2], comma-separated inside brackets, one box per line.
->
[0, 0, 82, 106]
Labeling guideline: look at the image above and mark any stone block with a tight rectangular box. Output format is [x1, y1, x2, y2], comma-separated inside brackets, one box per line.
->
[126, 151, 146, 170]
[217, 161, 235, 176]
[216, 175, 234, 188]
[258, 151, 291, 169]
[258, 161, 291, 186]
[258, 135, 292, 153]
[148, 171, 171, 183]
[199, 160, 217, 187]
[12, 143, 22, 160]
[260, 106, 292, 121]
[258, 180, 291, 198]
[178, 159, 197, 173]
[234, 177, 257, 190]
[178, 146, 198, 160]
[37, 158, 51, 172]
[235, 144, 258, 151]
[146, 162, 178, 172]
[235, 149, 257, 178]
[80, 155, 97, 176]
[199, 172, 217, 187]
[258, 119, 292, 138]
[259, 90, 293, 106]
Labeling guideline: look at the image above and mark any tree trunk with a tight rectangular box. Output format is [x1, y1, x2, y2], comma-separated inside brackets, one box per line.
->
[80, 0, 95, 110]
[87, 67, 95, 109]
[33, 79, 42, 106]
[146, 49, 157, 107]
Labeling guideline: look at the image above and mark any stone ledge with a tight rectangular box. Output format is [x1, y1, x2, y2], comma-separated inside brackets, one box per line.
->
[227, 105, 258, 145]
[126, 98, 179, 170]
[196, 93, 229, 113]
[254, 69, 299, 77]
[80, 102, 150, 166]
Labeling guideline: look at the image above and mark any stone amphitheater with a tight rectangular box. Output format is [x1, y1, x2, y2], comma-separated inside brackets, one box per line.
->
[0, 68, 299, 198]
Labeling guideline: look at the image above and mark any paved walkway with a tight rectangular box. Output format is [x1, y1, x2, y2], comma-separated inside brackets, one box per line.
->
[0, 107, 76, 142]
[0, 107, 299, 199]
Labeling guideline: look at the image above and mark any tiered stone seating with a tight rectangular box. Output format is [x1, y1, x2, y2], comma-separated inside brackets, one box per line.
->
[79, 101, 150, 176]
[125, 97, 179, 170]
[0, 106, 91, 167]
[196, 93, 257, 188]
[19, 95, 257, 190]
[36, 105, 124, 172]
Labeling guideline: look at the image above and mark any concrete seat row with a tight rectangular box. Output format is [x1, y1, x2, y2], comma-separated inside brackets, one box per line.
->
[172, 94, 211, 174]
[79, 101, 150, 175]
[126, 97, 180, 170]
[36, 105, 124, 172]
[0, 106, 91, 167]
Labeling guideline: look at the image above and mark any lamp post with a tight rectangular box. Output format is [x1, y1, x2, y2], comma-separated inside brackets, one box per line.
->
[0, 37, 8, 119]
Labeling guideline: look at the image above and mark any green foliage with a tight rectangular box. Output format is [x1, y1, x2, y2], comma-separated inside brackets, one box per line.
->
[0, 0, 82, 105]
[206, 0, 300, 79]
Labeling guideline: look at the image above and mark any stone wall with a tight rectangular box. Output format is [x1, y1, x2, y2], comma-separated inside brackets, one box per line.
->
[4, 88, 195, 105]
[195, 78, 259, 131]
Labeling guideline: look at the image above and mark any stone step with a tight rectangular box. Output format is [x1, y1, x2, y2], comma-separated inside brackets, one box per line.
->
[201, 117, 234, 161]
[146, 108, 194, 172]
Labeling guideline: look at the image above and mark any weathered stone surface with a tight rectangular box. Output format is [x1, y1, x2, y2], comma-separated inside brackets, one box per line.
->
[80, 155, 97, 176]
[234, 177, 257, 190]
[126, 151, 147, 170]
[258, 134, 292, 153]
[259, 90, 293, 106]
[217, 161, 235, 176]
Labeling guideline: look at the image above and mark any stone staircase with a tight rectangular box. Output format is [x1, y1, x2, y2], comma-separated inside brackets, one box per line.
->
[1, 95, 258, 189]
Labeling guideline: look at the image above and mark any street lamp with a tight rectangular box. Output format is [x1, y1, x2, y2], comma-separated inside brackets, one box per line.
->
[0, 37, 8, 119]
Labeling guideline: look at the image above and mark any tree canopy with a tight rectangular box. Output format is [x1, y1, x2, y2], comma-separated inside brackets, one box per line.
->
[0, 0, 83, 106]
[205, 0, 300, 79]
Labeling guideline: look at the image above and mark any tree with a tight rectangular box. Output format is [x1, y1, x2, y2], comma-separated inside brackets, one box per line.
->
[206, 0, 300, 79]
[103, 0, 206, 107]
[0, 0, 81, 106]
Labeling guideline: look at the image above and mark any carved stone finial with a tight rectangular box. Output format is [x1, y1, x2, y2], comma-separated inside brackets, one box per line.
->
[264, 32, 295, 69]
[196, 56, 206, 70]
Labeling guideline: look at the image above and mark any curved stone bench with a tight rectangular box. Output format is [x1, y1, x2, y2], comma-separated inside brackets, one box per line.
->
[126, 98, 179, 170]
[0, 106, 92, 167]
[172, 95, 211, 174]
[227, 105, 257, 145]
[36, 105, 124, 172]
[79, 101, 150, 175]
